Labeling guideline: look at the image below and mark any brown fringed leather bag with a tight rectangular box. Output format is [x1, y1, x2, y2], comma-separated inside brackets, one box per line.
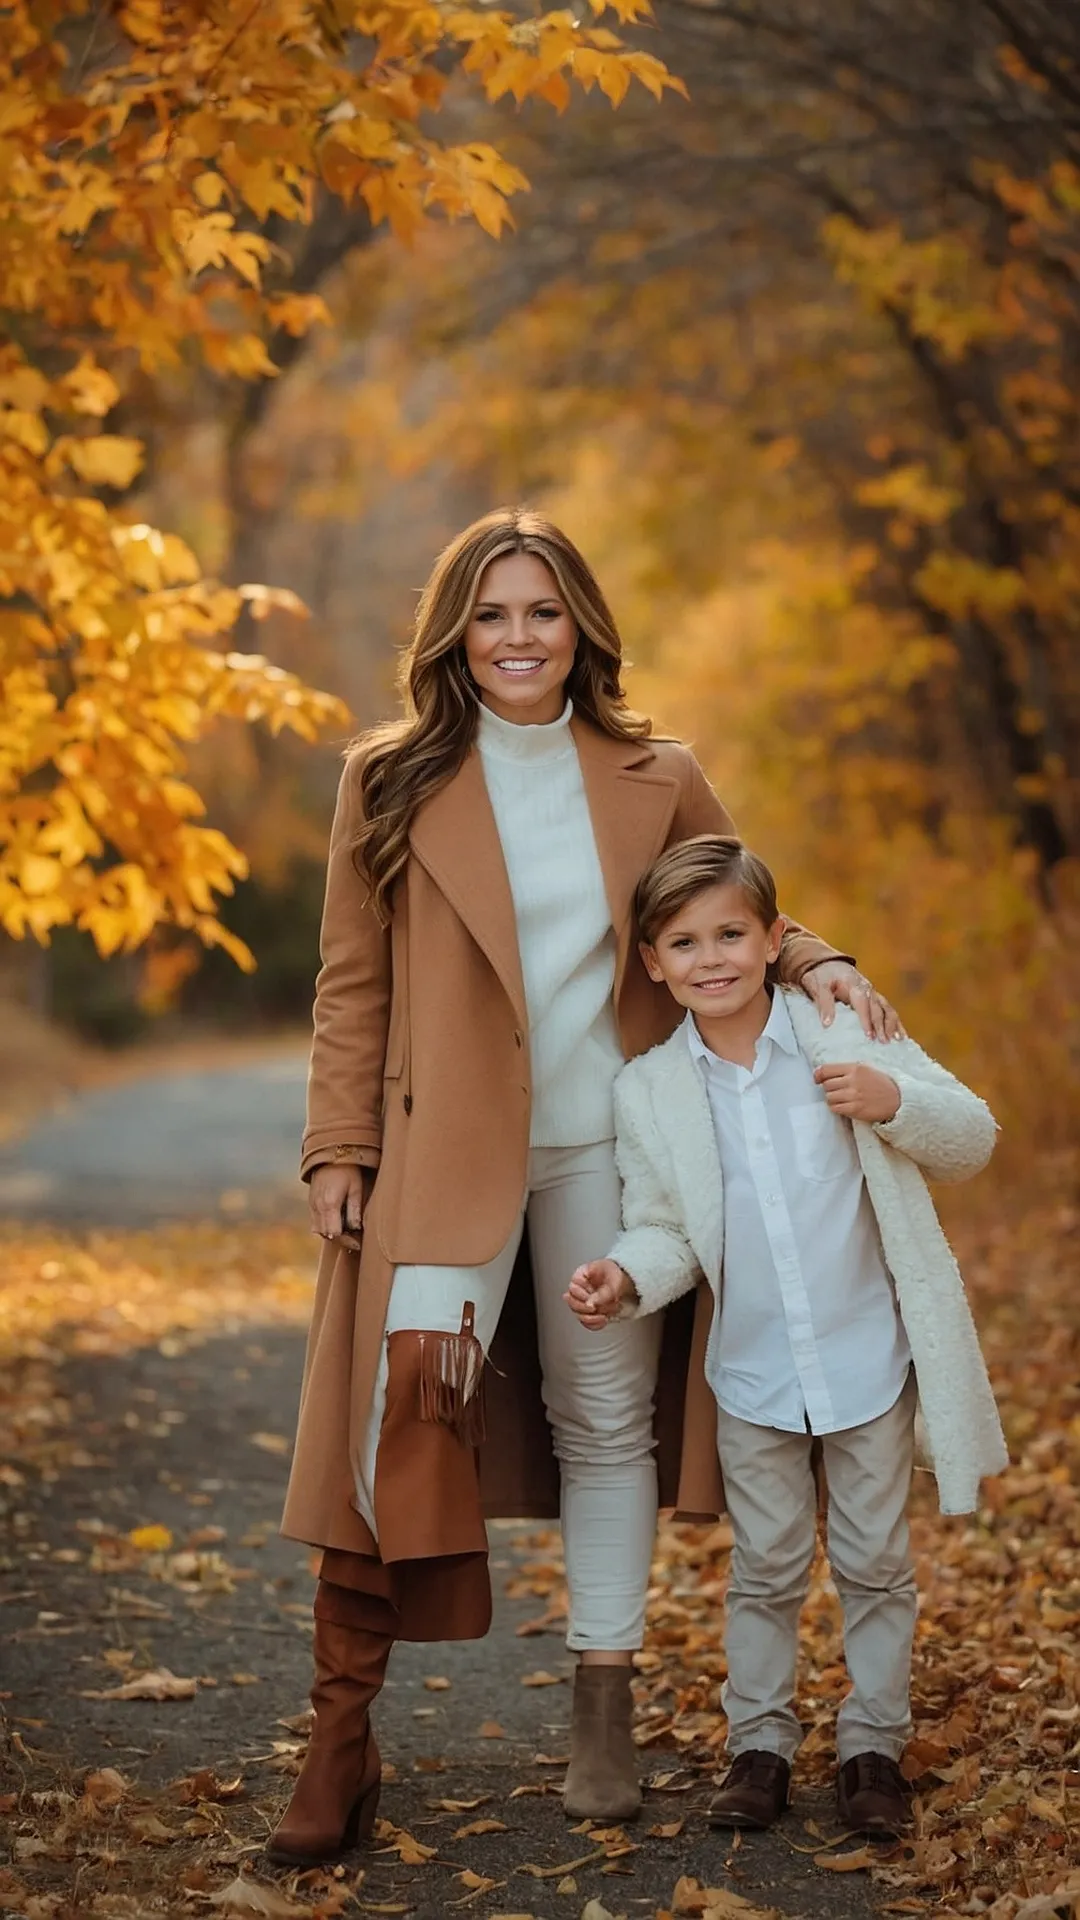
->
[415, 1300, 486, 1448]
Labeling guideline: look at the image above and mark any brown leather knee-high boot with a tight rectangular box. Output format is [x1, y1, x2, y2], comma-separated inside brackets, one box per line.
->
[268, 1577, 395, 1865]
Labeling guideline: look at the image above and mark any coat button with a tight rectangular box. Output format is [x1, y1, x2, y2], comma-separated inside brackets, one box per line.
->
[403, 1094, 413, 1115]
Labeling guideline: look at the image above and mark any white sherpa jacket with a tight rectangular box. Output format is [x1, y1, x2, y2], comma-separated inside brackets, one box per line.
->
[608, 991, 1008, 1515]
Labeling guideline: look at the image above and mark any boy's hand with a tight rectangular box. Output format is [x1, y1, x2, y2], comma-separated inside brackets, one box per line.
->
[814, 1061, 901, 1123]
[565, 1258, 636, 1331]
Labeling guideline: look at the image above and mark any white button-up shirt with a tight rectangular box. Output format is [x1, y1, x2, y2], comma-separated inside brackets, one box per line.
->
[688, 993, 911, 1435]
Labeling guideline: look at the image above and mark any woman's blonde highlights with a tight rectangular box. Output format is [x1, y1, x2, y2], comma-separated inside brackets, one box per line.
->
[353, 508, 652, 921]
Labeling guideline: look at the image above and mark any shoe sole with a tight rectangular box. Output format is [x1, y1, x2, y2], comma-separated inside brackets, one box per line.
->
[707, 1807, 786, 1830]
[562, 1800, 642, 1822]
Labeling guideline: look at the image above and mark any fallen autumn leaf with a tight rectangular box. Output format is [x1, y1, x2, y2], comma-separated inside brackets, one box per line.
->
[811, 1846, 879, 1872]
[80, 1668, 198, 1701]
[127, 1523, 173, 1552]
[81, 1768, 128, 1808]
[672, 1880, 782, 1919]
[519, 1849, 609, 1880]
[209, 1875, 311, 1916]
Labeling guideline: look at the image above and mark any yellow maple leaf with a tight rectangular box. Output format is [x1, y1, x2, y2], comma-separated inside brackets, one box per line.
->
[19, 852, 63, 897]
[193, 171, 226, 208]
[60, 357, 121, 417]
[129, 1524, 174, 1553]
[173, 208, 235, 276]
[2, 410, 49, 455]
[266, 293, 332, 336]
[63, 435, 145, 489]
[56, 166, 121, 235]
[221, 334, 279, 380]
[0, 365, 50, 410]
[220, 228, 272, 289]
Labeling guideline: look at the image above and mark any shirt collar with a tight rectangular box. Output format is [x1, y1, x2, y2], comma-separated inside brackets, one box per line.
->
[684, 988, 799, 1072]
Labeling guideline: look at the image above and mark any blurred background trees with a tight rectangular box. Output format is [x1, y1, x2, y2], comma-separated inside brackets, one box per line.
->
[3, 0, 1076, 1173]
[0, 0, 672, 1033]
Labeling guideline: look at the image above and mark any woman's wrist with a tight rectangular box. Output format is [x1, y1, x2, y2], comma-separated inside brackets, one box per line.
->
[302, 1143, 380, 1182]
[799, 952, 857, 974]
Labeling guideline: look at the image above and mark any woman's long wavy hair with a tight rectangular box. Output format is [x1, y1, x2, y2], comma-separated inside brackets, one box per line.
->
[354, 507, 653, 923]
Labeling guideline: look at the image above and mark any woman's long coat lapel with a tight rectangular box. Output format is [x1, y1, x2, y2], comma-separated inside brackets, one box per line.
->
[408, 748, 527, 1028]
[407, 718, 682, 1031]
[572, 719, 681, 1000]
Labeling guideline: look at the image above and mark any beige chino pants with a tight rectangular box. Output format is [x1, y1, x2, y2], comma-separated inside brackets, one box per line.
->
[717, 1368, 918, 1765]
[357, 1140, 664, 1652]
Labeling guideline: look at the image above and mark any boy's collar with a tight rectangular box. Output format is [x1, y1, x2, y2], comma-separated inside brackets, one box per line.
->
[684, 987, 799, 1065]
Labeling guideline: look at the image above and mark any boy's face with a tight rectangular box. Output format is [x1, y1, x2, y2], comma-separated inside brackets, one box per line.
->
[640, 881, 784, 1020]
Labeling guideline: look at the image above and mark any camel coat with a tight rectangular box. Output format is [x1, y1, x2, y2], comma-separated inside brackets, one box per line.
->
[280, 713, 840, 1563]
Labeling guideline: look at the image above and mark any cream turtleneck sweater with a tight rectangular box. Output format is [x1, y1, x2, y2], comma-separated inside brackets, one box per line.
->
[476, 699, 625, 1147]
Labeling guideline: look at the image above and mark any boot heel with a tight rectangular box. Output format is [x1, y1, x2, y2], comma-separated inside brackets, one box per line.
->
[345, 1773, 381, 1847]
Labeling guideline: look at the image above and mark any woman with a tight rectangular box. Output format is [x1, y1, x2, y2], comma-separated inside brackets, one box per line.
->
[270, 508, 896, 1865]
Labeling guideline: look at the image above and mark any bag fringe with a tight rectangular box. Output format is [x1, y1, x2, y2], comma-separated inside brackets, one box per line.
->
[416, 1300, 486, 1447]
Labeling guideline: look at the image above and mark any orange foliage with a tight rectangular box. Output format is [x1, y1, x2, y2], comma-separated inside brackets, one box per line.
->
[0, 0, 676, 962]
[322, 134, 1080, 1167]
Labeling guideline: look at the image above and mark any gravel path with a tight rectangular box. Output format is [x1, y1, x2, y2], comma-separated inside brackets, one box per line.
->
[0, 1057, 882, 1918]
[0, 1053, 310, 1224]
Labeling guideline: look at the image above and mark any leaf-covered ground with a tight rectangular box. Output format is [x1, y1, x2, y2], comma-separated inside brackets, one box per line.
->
[0, 1195, 1076, 1920]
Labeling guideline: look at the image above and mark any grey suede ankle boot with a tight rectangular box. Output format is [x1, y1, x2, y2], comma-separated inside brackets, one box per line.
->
[561, 1664, 642, 1822]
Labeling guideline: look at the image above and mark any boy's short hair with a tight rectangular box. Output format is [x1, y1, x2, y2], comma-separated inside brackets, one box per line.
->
[635, 835, 780, 945]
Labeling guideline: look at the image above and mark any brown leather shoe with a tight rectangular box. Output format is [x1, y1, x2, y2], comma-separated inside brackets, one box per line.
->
[268, 1580, 394, 1865]
[837, 1752, 912, 1836]
[708, 1750, 791, 1829]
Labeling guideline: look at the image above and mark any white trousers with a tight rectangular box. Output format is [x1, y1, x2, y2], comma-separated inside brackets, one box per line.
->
[357, 1141, 663, 1651]
[718, 1370, 917, 1765]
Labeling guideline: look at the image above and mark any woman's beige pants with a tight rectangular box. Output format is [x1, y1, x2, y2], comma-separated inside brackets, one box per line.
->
[717, 1370, 918, 1765]
[357, 1140, 663, 1652]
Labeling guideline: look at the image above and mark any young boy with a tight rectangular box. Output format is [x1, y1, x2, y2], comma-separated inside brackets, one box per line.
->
[566, 835, 1007, 1837]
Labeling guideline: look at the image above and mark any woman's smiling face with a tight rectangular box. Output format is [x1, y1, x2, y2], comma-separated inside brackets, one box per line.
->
[463, 550, 578, 725]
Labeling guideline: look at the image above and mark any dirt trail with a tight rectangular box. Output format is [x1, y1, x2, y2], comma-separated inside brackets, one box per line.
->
[0, 1058, 879, 1917]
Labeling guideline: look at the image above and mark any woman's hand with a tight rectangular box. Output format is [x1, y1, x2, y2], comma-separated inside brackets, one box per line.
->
[309, 1163, 368, 1251]
[814, 1061, 901, 1123]
[801, 961, 903, 1042]
[565, 1258, 636, 1331]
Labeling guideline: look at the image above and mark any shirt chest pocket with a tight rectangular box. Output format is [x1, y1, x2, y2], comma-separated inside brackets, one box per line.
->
[788, 1101, 859, 1183]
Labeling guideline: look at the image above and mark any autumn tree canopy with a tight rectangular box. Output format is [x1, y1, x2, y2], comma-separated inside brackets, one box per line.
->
[0, 0, 676, 966]
[339, 0, 1080, 885]
[294, 0, 1079, 1140]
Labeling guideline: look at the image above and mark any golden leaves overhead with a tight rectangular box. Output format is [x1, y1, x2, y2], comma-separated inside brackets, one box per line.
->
[0, 0, 674, 961]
